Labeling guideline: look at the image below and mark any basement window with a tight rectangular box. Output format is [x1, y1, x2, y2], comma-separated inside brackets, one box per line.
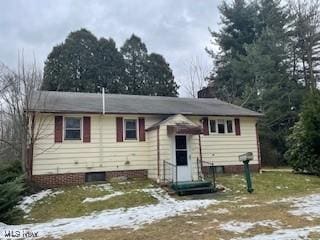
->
[65, 117, 81, 140]
[85, 172, 106, 182]
[214, 166, 225, 174]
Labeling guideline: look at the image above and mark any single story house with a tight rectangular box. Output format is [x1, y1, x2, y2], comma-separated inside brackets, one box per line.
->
[28, 91, 262, 188]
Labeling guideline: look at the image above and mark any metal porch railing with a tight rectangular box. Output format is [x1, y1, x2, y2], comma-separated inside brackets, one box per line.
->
[197, 157, 216, 189]
[163, 160, 177, 184]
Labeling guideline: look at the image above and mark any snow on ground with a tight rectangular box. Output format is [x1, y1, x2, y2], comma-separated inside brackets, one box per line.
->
[17, 190, 64, 214]
[219, 220, 282, 234]
[215, 208, 230, 214]
[269, 193, 320, 220]
[82, 191, 124, 203]
[239, 204, 260, 208]
[288, 194, 320, 220]
[0, 188, 219, 239]
[82, 183, 113, 191]
[232, 226, 320, 240]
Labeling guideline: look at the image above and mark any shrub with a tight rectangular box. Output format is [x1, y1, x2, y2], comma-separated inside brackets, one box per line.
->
[0, 161, 25, 223]
[285, 90, 320, 175]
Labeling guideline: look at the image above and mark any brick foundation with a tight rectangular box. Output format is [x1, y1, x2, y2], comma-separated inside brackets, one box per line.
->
[202, 164, 260, 176]
[32, 173, 85, 188]
[32, 169, 148, 188]
[224, 164, 260, 173]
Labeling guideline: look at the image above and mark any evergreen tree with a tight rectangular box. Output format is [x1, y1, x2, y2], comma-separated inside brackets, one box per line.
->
[146, 53, 178, 96]
[43, 30, 179, 96]
[42, 29, 99, 92]
[120, 34, 149, 95]
[207, 0, 306, 165]
[0, 161, 25, 224]
[238, 0, 304, 165]
[285, 90, 320, 175]
[96, 38, 127, 93]
[207, 0, 258, 103]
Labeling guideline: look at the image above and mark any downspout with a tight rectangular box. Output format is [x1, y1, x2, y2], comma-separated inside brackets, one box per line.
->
[255, 123, 262, 172]
[157, 127, 160, 183]
[99, 87, 105, 165]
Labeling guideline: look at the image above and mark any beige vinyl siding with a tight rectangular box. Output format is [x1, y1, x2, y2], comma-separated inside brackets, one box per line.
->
[33, 113, 259, 179]
[189, 116, 259, 167]
[146, 128, 158, 180]
[33, 114, 160, 175]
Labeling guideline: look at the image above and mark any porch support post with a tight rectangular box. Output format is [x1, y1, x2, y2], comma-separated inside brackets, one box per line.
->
[198, 134, 203, 169]
[157, 127, 160, 181]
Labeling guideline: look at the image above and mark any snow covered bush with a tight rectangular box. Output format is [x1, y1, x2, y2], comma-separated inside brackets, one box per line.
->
[285, 90, 320, 175]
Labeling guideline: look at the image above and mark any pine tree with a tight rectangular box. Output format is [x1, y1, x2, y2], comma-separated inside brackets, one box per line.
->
[146, 53, 178, 96]
[0, 161, 25, 224]
[120, 34, 149, 95]
[42, 29, 99, 92]
[96, 38, 127, 93]
[207, 0, 306, 166]
[207, 0, 258, 103]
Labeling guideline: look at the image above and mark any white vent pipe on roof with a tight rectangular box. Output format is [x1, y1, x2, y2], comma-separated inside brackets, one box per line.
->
[102, 87, 105, 114]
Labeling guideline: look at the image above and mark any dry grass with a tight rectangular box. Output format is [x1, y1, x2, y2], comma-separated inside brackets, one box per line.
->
[22, 180, 157, 223]
[38, 172, 320, 240]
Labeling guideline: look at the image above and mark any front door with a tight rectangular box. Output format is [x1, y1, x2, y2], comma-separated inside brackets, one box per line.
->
[175, 135, 192, 182]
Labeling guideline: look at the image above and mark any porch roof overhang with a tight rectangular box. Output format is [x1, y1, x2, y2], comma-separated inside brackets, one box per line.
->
[146, 114, 203, 135]
[167, 124, 203, 135]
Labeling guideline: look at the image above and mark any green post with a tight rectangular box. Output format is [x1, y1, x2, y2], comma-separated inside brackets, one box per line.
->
[243, 159, 254, 193]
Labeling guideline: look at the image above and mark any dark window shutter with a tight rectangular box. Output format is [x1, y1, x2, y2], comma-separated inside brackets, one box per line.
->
[54, 116, 63, 143]
[235, 118, 241, 136]
[139, 117, 145, 141]
[83, 116, 91, 143]
[202, 117, 209, 135]
[116, 117, 123, 142]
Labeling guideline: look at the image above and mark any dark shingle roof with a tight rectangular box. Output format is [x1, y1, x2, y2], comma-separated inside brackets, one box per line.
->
[30, 91, 262, 117]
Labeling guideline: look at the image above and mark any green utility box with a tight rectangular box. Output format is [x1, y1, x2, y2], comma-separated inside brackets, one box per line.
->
[239, 152, 254, 193]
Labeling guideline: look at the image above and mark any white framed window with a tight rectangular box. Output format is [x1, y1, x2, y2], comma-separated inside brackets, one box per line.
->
[65, 117, 82, 140]
[124, 119, 137, 140]
[209, 118, 234, 134]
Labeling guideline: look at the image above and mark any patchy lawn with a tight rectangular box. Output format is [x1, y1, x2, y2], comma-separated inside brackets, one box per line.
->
[18, 180, 157, 223]
[216, 172, 320, 201]
[2, 172, 320, 240]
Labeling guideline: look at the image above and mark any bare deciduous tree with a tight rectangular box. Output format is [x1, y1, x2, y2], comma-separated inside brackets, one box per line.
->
[0, 57, 51, 179]
[183, 56, 210, 98]
[289, 0, 320, 90]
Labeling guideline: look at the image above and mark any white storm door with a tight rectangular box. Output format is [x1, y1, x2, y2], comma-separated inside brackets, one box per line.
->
[175, 135, 192, 182]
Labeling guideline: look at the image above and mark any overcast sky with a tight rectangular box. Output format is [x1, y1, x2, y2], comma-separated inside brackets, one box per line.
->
[0, 0, 221, 96]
